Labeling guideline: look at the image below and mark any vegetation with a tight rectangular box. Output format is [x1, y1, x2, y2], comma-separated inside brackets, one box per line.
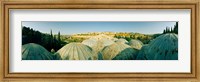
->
[22, 26, 66, 52]
[114, 33, 157, 44]
[163, 22, 178, 34]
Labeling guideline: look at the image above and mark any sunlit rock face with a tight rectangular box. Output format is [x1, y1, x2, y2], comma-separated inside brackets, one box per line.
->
[22, 43, 54, 60]
[101, 42, 138, 60]
[138, 33, 178, 60]
[115, 38, 128, 44]
[128, 39, 143, 50]
[55, 43, 93, 60]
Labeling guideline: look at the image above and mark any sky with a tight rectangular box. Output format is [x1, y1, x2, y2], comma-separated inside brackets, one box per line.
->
[22, 21, 176, 35]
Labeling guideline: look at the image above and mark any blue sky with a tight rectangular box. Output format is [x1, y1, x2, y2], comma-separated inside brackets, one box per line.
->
[22, 21, 176, 35]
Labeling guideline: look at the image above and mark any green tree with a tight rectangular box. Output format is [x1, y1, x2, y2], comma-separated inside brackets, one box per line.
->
[58, 31, 61, 42]
[163, 29, 166, 34]
[174, 22, 178, 34]
[22, 26, 67, 52]
[170, 27, 173, 33]
[163, 22, 178, 34]
[125, 37, 131, 41]
[49, 30, 53, 49]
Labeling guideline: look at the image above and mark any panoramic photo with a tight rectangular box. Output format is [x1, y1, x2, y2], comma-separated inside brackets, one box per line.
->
[22, 22, 178, 60]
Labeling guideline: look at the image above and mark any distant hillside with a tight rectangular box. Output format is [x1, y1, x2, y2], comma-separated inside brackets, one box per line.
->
[67, 32, 162, 44]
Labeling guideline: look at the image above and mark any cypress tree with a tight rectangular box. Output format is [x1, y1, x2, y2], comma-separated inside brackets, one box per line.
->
[162, 22, 178, 34]
[50, 29, 53, 49]
[171, 27, 173, 33]
[166, 27, 169, 33]
[174, 22, 178, 34]
[58, 31, 61, 48]
[58, 31, 61, 42]
[163, 29, 166, 34]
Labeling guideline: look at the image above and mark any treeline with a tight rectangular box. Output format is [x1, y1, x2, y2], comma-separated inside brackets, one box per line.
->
[114, 33, 158, 44]
[163, 22, 178, 34]
[22, 26, 67, 52]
